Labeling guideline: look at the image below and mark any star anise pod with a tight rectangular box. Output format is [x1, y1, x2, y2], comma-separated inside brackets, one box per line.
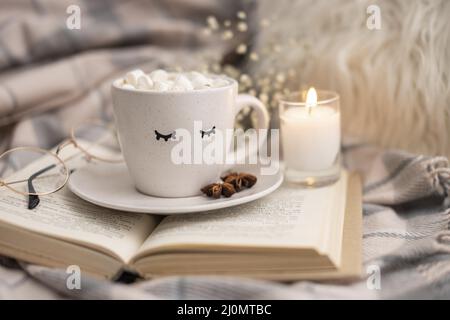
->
[221, 172, 237, 181]
[201, 182, 236, 198]
[201, 183, 222, 199]
[221, 182, 236, 197]
[221, 172, 257, 190]
[223, 173, 244, 191]
[240, 173, 257, 188]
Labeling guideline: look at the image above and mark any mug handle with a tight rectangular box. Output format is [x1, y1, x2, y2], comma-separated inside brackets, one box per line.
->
[226, 94, 270, 167]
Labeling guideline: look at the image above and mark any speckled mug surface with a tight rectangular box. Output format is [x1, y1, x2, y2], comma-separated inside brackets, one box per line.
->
[111, 75, 269, 198]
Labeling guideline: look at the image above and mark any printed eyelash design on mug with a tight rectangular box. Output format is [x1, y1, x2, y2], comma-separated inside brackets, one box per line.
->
[154, 130, 176, 141]
[200, 126, 216, 139]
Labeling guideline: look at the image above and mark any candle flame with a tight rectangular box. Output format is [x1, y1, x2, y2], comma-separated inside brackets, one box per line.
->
[306, 87, 317, 108]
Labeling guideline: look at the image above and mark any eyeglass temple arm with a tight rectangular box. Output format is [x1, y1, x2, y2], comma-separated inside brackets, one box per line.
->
[56, 139, 76, 155]
[27, 139, 78, 209]
[27, 163, 56, 210]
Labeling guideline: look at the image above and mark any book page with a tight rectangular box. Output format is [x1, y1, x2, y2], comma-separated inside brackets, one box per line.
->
[0, 143, 159, 263]
[136, 172, 347, 258]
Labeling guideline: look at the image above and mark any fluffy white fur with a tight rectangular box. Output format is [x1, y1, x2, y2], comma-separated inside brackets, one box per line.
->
[253, 0, 450, 157]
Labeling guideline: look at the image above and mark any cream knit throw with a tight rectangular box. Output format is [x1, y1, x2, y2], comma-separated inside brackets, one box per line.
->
[253, 0, 450, 158]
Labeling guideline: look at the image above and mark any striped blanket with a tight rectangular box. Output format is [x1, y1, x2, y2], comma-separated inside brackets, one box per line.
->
[1, 144, 449, 299]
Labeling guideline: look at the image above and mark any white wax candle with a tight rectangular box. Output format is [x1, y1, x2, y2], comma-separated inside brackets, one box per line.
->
[280, 106, 340, 171]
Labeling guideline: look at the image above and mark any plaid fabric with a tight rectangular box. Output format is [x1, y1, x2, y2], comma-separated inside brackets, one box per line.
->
[0, 144, 449, 299]
[0, 0, 247, 150]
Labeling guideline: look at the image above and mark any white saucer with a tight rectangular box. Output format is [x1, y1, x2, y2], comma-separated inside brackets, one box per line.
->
[68, 162, 283, 215]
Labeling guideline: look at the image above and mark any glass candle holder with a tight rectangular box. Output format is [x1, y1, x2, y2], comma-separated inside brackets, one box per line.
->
[279, 89, 341, 187]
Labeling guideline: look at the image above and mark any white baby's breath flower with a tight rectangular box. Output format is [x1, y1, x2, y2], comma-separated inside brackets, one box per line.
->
[237, 22, 248, 32]
[206, 15, 219, 30]
[211, 63, 221, 73]
[223, 65, 240, 79]
[222, 30, 234, 40]
[236, 44, 247, 55]
[259, 93, 269, 103]
[202, 28, 212, 36]
[240, 74, 252, 86]
[237, 11, 247, 19]
[249, 52, 259, 61]
[276, 72, 286, 83]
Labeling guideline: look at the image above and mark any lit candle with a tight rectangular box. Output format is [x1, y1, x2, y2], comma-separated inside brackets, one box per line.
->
[279, 88, 341, 185]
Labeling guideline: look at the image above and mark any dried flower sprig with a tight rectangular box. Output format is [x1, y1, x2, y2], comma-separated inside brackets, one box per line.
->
[201, 10, 296, 119]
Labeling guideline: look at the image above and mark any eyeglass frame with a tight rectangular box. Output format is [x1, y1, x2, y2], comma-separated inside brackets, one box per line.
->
[0, 121, 122, 208]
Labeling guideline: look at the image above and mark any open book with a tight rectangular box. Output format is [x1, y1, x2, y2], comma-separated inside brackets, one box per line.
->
[0, 145, 362, 281]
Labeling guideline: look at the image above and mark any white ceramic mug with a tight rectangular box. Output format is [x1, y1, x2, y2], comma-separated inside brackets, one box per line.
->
[111, 76, 269, 197]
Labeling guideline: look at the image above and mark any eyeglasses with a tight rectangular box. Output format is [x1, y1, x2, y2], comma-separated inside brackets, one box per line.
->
[0, 121, 123, 209]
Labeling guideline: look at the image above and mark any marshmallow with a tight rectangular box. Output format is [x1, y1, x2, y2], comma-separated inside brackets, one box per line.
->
[149, 69, 169, 82]
[125, 69, 145, 86]
[187, 71, 205, 79]
[171, 85, 187, 92]
[137, 75, 153, 90]
[153, 80, 171, 92]
[174, 74, 194, 91]
[122, 84, 135, 90]
[121, 69, 230, 91]
[166, 80, 175, 90]
[189, 71, 211, 89]
[212, 78, 230, 88]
